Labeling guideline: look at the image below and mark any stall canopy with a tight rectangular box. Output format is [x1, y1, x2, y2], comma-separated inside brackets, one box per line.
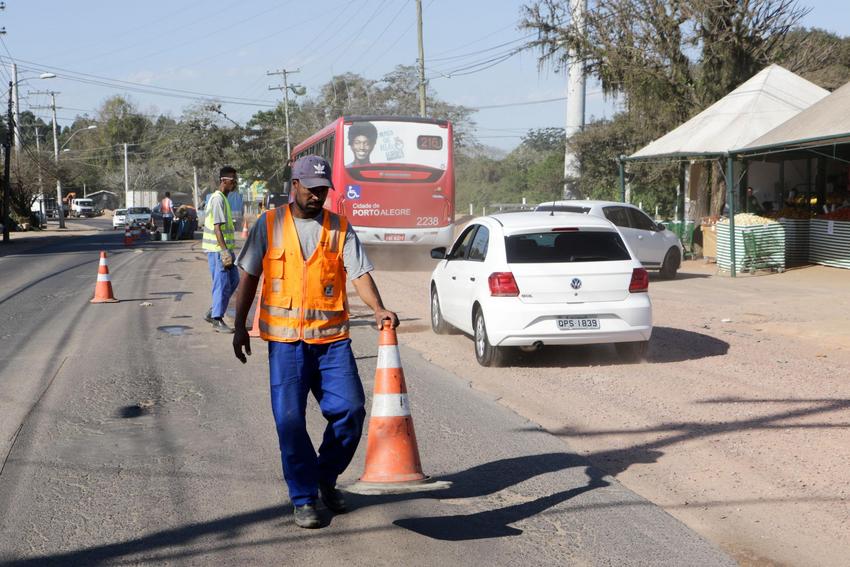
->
[736, 80, 850, 154]
[629, 65, 829, 160]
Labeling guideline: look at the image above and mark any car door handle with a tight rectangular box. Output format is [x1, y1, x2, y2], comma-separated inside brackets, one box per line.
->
[469, 277, 476, 282]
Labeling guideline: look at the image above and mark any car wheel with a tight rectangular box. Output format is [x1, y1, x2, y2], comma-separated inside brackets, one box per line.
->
[616, 341, 649, 363]
[430, 286, 450, 335]
[660, 247, 681, 279]
[474, 308, 504, 367]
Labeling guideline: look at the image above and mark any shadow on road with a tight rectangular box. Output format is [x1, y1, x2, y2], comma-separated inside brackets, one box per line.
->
[504, 326, 729, 368]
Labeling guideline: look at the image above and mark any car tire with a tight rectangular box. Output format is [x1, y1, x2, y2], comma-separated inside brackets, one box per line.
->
[430, 286, 450, 335]
[474, 308, 504, 367]
[660, 247, 681, 279]
[616, 340, 649, 363]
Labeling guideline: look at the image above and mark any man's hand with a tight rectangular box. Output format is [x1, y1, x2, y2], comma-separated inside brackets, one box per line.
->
[220, 250, 234, 269]
[374, 308, 399, 330]
[233, 326, 251, 363]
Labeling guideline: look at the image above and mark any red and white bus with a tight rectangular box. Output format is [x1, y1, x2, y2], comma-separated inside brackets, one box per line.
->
[291, 115, 455, 247]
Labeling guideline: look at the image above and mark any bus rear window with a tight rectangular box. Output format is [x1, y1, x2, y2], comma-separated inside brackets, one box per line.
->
[344, 120, 447, 170]
[417, 135, 443, 150]
[505, 231, 631, 263]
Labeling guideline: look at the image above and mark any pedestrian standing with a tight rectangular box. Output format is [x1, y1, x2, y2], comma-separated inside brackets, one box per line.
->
[160, 191, 174, 238]
[231, 155, 399, 529]
[202, 166, 240, 333]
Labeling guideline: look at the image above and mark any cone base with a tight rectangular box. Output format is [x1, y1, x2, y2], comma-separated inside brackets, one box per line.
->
[91, 297, 119, 303]
[346, 478, 452, 495]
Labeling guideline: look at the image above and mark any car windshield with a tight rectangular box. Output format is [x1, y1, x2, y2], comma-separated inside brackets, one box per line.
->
[505, 230, 631, 263]
[128, 207, 151, 214]
[115, 210, 126, 215]
[535, 205, 591, 214]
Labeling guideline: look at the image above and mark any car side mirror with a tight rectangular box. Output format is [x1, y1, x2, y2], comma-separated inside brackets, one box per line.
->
[431, 247, 447, 260]
[656, 222, 665, 231]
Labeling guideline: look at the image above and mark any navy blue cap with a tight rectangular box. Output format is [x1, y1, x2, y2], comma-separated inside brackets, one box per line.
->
[292, 155, 334, 189]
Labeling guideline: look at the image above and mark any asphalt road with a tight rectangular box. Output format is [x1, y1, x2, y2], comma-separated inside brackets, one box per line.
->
[0, 224, 735, 566]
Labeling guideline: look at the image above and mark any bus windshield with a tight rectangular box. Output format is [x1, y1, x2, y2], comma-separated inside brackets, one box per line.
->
[343, 120, 448, 171]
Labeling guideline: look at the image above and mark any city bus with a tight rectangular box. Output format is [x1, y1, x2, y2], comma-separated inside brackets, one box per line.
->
[291, 115, 455, 246]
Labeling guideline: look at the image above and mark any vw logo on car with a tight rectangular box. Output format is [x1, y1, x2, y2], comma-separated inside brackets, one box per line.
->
[570, 278, 582, 290]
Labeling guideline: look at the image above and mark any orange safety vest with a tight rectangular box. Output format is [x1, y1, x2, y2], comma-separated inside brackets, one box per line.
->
[259, 206, 349, 344]
[161, 197, 172, 215]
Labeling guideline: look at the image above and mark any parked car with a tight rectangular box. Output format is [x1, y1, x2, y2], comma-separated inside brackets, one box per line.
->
[112, 209, 127, 229]
[125, 207, 153, 229]
[534, 200, 683, 278]
[429, 212, 652, 367]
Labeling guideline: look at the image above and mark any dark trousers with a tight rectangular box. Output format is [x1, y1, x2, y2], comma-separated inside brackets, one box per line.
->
[268, 338, 365, 506]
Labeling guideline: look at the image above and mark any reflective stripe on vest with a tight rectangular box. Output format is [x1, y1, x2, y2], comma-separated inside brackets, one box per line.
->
[259, 206, 350, 344]
[202, 191, 235, 252]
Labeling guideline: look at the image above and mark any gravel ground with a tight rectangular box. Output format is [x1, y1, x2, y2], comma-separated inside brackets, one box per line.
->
[357, 252, 850, 567]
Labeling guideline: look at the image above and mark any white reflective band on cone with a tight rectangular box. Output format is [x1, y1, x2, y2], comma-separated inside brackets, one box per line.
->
[370, 393, 411, 417]
[99, 258, 108, 266]
[97, 274, 111, 282]
[377, 345, 401, 369]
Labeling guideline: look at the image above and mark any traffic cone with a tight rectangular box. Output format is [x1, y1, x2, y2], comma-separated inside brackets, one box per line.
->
[241, 219, 249, 239]
[123, 226, 133, 247]
[359, 321, 428, 484]
[90, 251, 119, 303]
[248, 275, 264, 338]
[131, 223, 140, 240]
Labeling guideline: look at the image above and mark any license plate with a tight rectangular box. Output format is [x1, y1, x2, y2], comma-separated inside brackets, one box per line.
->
[557, 317, 599, 330]
[384, 233, 406, 241]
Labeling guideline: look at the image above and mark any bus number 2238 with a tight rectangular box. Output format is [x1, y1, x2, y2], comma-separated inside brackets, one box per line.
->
[416, 216, 440, 226]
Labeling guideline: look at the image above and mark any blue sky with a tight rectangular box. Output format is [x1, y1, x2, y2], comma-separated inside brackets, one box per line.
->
[2, 1, 848, 151]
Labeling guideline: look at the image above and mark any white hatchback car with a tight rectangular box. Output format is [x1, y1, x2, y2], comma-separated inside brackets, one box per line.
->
[112, 209, 127, 229]
[430, 212, 652, 366]
[535, 200, 683, 278]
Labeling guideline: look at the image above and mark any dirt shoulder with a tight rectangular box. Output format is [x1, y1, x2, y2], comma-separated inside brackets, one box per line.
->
[357, 255, 850, 567]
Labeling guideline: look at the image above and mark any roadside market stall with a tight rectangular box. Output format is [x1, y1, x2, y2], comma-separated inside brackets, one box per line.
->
[732, 80, 850, 270]
[621, 64, 829, 276]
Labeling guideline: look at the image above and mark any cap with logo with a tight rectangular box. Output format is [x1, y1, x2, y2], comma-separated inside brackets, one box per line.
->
[292, 155, 334, 189]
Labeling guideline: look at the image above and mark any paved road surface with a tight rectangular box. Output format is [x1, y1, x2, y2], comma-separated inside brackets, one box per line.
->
[0, 227, 734, 565]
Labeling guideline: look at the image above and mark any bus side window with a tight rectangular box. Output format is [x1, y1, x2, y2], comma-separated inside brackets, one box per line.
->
[328, 135, 334, 162]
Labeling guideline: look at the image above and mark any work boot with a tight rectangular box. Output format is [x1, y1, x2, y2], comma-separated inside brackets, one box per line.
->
[293, 503, 321, 529]
[212, 318, 234, 334]
[319, 482, 348, 514]
[203, 309, 214, 324]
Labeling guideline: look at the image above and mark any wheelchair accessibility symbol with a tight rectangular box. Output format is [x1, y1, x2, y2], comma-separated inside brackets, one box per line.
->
[346, 185, 361, 200]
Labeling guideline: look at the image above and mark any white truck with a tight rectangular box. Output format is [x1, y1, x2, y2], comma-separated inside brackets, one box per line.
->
[70, 198, 95, 217]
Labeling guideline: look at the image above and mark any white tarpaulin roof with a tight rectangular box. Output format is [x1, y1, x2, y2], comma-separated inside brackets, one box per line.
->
[738, 80, 850, 152]
[629, 64, 829, 160]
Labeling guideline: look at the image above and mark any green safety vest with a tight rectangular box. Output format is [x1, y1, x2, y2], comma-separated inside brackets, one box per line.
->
[202, 191, 235, 252]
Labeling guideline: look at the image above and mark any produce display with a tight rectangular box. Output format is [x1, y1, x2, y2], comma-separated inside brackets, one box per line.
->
[717, 213, 777, 226]
[771, 207, 814, 220]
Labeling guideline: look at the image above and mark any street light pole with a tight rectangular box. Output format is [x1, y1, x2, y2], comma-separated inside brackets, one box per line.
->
[2, 80, 11, 243]
[49, 92, 64, 228]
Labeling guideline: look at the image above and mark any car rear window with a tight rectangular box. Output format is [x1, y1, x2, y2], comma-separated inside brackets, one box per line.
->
[128, 207, 151, 214]
[535, 205, 591, 214]
[505, 230, 631, 263]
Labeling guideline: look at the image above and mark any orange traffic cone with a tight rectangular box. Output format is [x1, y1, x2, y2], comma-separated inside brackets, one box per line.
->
[241, 219, 249, 239]
[248, 275, 264, 338]
[348, 323, 450, 495]
[123, 226, 133, 247]
[90, 251, 119, 303]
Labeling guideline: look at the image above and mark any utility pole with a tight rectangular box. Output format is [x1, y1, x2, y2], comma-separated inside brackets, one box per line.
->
[2, 79, 11, 243]
[416, 0, 426, 117]
[123, 143, 130, 207]
[267, 68, 301, 160]
[32, 91, 65, 228]
[563, 0, 587, 200]
[192, 166, 199, 210]
[11, 63, 20, 158]
[34, 125, 45, 224]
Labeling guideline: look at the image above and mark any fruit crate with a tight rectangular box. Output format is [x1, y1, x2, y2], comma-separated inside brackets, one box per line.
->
[716, 222, 786, 274]
[809, 219, 850, 269]
[778, 218, 810, 268]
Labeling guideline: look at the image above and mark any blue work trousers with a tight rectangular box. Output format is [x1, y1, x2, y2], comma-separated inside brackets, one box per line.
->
[268, 338, 366, 506]
[207, 251, 239, 318]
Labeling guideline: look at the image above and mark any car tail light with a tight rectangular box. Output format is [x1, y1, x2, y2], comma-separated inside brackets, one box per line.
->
[488, 272, 519, 296]
[629, 268, 649, 293]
